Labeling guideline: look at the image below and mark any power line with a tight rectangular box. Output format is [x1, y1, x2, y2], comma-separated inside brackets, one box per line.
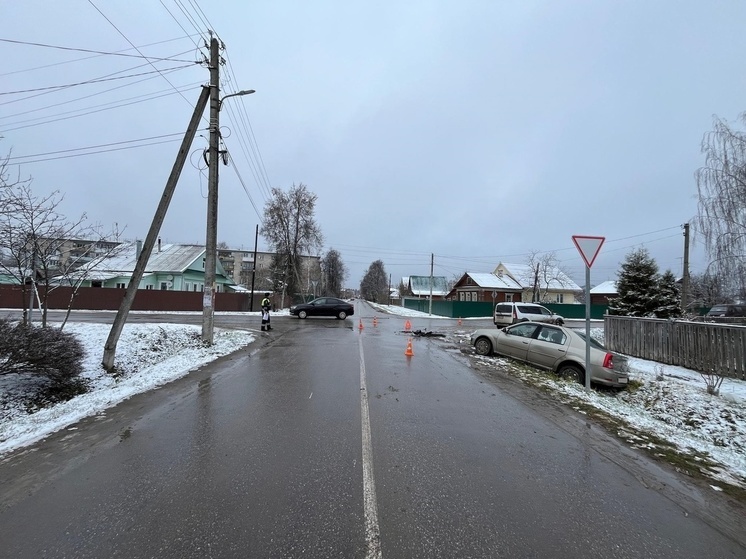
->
[0, 82, 203, 133]
[0, 65, 195, 97]
[0, 37, 197, 63]
[88, 0, 198, 108]
[0, 34, 201, 78]
[7, 132, 185, 161]
[6, 138, 181, 165]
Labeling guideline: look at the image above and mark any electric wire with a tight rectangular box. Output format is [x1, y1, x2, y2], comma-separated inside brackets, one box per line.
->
[6, 138, 181, 165]
[158, 1, 204, 49]
[0, 35, 203, 80]
[87, 0, 197, 108]
[0, 64, 195, 98]
[0, 37, 197, 63]
[0, 81, 204, 133]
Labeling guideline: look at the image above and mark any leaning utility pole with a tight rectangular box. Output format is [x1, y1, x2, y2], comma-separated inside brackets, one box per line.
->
[681, 222, 691, 310]
[202, 36, 220, 344]
[102, 86, 211, 371]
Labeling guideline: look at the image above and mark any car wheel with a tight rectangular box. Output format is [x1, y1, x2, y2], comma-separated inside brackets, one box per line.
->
[558, 363, 585, 384]
[337, 311, 347, 320]
[298, 310, 308, 319]
[555, 318, 564, 326]
[474, 337, 493, 356]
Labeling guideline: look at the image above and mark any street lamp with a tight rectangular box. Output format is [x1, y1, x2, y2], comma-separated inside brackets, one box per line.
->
[218, 89, 255, 110]
[202, 42, 256, 344]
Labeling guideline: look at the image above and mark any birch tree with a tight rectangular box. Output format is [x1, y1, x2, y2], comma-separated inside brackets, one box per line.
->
[695, 113, 746, 298]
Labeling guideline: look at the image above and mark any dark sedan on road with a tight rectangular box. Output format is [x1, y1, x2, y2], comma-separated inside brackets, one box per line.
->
[289, 297, 354, 320]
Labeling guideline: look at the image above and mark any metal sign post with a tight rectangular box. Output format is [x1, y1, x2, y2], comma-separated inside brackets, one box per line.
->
[572, 235, 605, 390]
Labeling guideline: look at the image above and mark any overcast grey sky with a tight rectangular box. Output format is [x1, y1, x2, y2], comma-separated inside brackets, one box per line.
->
[3, 1, 745, 288]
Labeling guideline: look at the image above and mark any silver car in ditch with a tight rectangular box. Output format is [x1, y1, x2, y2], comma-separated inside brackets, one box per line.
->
[470, 322, 629, 388]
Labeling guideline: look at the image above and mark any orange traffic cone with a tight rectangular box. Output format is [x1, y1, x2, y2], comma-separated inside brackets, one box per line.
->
[404, 338, 414, 357]
[373, 316, 378, 327]
[404, 319, 411, 330]
[359, 318, 364, 330]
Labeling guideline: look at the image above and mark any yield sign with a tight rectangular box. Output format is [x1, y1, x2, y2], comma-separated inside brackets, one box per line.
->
[572, 235, 605, 268]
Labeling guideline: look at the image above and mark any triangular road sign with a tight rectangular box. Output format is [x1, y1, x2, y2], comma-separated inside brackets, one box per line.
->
[572, 235, 605, 268]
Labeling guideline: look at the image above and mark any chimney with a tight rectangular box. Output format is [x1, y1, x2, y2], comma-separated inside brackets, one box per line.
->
[158, 237, 161, 253]
[136, 240, 143, 259]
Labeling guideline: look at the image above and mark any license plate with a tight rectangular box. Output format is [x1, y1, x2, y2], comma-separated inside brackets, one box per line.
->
[618, 378, 628, 384]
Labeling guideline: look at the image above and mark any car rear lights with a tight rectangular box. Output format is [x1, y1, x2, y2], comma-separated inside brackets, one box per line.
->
[602, 353, 613, 369]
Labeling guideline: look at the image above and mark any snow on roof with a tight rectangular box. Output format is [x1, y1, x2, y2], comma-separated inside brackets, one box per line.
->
[79, 242, 205, 275]
[408, 275, 449, 296]
[467, 272, 522, 290]
[497, 262, 581, 291]
[590, 280, 618, 294]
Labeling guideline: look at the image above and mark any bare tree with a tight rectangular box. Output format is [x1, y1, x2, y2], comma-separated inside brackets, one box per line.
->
[524, 250, 574, 302]
[0, 179, 121, 327]
[261, 183, 323, 306]
[0, 184, 92, 326]
[321, 248, 347, 297]
[695, 113, 746, 299]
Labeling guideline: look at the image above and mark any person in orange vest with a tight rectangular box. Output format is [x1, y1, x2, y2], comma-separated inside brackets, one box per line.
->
[261, 293, 273, 331]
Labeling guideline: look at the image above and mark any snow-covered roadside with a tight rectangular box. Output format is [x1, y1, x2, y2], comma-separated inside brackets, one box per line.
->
[0, 322, 254, 455]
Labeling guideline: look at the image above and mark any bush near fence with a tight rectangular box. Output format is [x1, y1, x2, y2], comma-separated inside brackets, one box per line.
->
[604, 315, 746, 380]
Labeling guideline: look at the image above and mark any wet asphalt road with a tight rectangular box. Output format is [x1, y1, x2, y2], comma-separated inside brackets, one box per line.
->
[0, 302, 744, 558]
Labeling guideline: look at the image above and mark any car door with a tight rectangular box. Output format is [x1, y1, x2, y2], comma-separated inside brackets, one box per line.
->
[527, 326, 568, 369]
[317, 298, 334, 316]
[496, 323, 540, 361]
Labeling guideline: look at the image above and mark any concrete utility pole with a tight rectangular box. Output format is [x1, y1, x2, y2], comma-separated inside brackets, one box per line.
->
[681, 222, 691, 310]
[250, 224, 258, 312]
[102, 86, 210, 370]
[202, 36, 220, 344]
[201, 36, 255, 343]
[429, 253, 434, 316]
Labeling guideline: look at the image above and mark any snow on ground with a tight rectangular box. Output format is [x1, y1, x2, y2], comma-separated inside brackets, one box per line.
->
[1, 303, 745, 491]
[370, 302, 746, 490]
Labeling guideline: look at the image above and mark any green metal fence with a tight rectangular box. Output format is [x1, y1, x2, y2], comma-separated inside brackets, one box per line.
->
[401, 299, 609, 319]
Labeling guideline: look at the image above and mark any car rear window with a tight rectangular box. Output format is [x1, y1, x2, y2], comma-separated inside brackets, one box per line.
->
[495, 304, 512, 314]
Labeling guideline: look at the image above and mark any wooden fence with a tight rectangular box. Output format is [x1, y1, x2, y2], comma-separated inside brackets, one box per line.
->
[604, 316, 746, 379]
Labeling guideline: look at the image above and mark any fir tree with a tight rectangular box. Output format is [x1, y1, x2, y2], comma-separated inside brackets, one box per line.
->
[655, 270, 681, 318]
[608, 248, 660, 316]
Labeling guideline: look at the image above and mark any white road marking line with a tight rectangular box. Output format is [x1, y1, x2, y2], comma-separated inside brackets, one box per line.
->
[309, 392, 313, 399]
[359, 335, 382, 559]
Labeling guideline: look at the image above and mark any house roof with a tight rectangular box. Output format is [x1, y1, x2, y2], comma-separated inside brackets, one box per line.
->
[70, 243, 231, 284]
[408, 275, 449, 296]
[465, 272, 522, 290]
[590, 280, 618, 294]
[496, 262, 581, 291]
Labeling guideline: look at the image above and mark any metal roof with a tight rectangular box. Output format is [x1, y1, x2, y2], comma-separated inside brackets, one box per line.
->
[496, 262, 581, 291]
[466, 272, 522, 290]
[409, 275, 449, 296]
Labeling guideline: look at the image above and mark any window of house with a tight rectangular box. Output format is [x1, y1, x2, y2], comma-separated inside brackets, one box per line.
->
[160, 282, 168, 290]
[556, 293, 564, 303]
[506, 293, 514, 302]
[146, 285, 153, 290]
[116, 282, 126, 289]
